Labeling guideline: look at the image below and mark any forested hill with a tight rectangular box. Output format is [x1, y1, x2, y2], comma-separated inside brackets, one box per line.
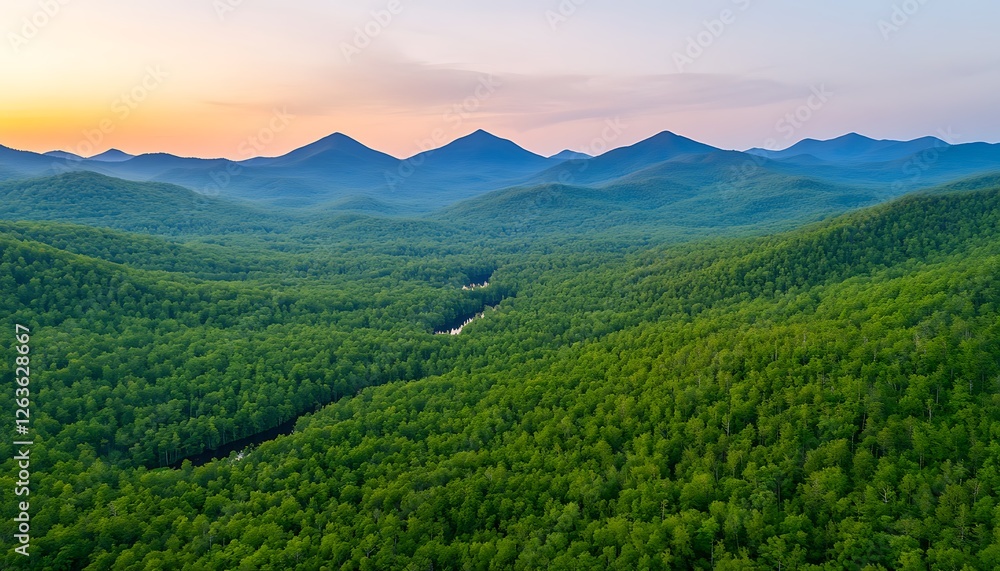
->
[2, 176, 1000, 567]
[0, 171, 292, 235]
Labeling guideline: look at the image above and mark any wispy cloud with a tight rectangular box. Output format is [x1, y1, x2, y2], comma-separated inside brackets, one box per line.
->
[280, 52, 802, 129]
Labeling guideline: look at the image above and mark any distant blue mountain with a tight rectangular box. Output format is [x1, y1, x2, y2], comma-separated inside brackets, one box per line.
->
[406, 130, 550, 169]
[550, 150, 593, 161]
[747, 133, 950, 163]
[89, 149, 135, 162]
[97, 153, 233, 180]
[531, 131, 721, 186]
[244, 133, 398, 169]
[603, 130, 720, 163]
[1, 144, 73, 180]
[44, 150, 85, 161]
[2, 131, 1000, 213]
[377, 130, 560, 205]
[878, 142, 1000, 184]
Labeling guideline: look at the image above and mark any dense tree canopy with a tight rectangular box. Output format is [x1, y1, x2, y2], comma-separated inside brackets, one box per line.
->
[2, 181, 1000, 569]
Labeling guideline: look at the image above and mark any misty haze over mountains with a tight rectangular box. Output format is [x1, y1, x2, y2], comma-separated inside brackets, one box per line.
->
[2, 129, 999, 223]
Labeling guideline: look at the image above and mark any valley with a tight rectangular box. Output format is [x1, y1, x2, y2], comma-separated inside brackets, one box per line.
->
[2, 131, 1000, 569]
[7, 1, 997, 566]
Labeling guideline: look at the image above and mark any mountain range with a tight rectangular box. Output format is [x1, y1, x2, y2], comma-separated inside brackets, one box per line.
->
[6, 126, 1000, 570]
[746, 132, 950, 163]
[2, 130, 1000, 223]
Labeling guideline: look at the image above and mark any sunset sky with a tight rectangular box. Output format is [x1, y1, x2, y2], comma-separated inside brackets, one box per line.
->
[2, 0, 998, 159]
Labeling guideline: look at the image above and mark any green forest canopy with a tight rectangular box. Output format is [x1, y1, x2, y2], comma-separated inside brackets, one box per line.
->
[1, 179, 1000, 568]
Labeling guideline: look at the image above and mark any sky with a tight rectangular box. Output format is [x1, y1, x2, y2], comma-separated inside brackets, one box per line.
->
[2, 0, 998, 159]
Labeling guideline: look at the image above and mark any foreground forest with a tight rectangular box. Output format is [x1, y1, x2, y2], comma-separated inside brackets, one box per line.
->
[2, 176, 1000, 569]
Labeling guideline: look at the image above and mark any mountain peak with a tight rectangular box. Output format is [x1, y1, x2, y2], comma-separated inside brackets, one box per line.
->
[319, 132, 356, 142]
[419, 130, 546, 162]
[452, 129, 509, 145]
[250, 132, 397, 167]
[308, 132, 368, 149]
[550, 150, 593, 161]
[837, 132, 876, 142]
[616, 130, 719, 158]
[471, 128, 502, 137]
[650, 130, 683, 138]
[89, 148, 135, 162]
[44, 150, 85, 160]
[749, 133, 954, 163]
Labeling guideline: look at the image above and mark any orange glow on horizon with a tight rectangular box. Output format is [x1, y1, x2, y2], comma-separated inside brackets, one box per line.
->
[3, 2, 998, 158]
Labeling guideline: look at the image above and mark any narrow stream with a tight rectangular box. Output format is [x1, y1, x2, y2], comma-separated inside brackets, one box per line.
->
[170, 279, 506, 469]
[168, 409, 316, 469]
[434, 306, 495, 335]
